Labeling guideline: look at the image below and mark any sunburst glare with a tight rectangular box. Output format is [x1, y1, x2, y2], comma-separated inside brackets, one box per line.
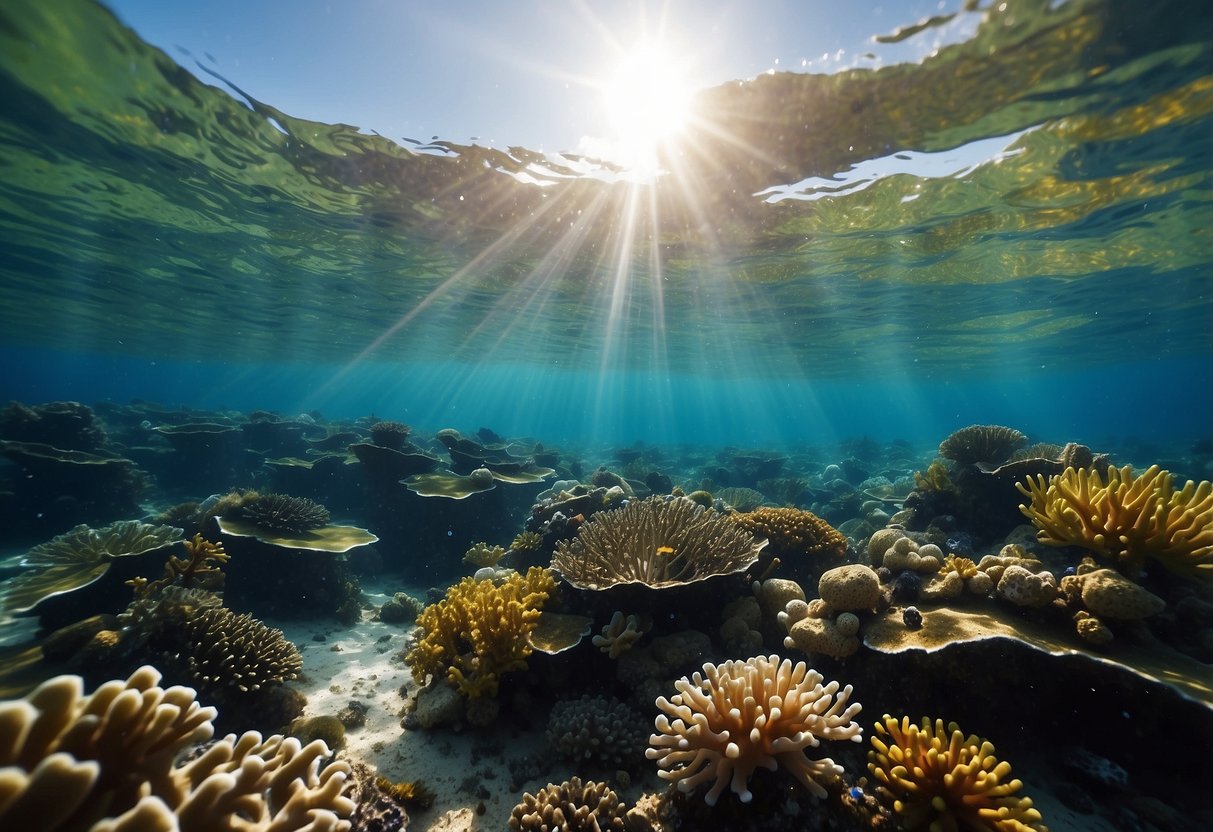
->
[599, 42, 696, 176]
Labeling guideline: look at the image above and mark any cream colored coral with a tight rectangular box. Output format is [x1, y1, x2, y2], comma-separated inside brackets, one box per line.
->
[996, 565, 1059, 608]
[646, 655, 862, 805]
[0, 666, 353, 832]
[882, 537, 941, 574]
[779, 602, 860, 659]
[1062, 569, 1165, 620]
[592, 611, 650, 658]
[818, 564, 881, 612]
[463, 541, 507, 568]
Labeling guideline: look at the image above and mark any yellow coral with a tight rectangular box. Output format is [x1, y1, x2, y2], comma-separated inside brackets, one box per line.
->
[1017, 465, 1213, 580]
[868, 715, 1046, 832]
[406, 567, 555, 699]
[730, 506, 848, 560]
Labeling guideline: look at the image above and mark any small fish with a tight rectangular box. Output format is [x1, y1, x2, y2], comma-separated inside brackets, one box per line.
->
[655, 545, 676, 557]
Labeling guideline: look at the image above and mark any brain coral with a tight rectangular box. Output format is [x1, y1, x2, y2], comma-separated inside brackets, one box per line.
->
[868, 715, 1046, 832]
[1017, 464, 1213, 580]
[551, 495, 766, 590]
[508, 777, 626, 831]
[406, 567, 555, 698]
[646, 654, 862, 805]
[730, 507, 848, 560]
[0, 665, 353, 831]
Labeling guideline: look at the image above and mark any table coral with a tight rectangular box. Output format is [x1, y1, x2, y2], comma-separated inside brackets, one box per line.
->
[646, 654, 863, 805]
[1017, 464, 1213, 580]
[405, 566, 555, 699]
[0, 665, 353, 831]
[868, 715, 1046, 832]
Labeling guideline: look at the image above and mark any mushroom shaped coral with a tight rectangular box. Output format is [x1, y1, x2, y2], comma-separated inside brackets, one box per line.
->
[868, 714, 1046, 832]
[646, 654, 862, 805]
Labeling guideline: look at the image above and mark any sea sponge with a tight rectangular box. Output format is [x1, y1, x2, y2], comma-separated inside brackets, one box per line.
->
[995, 566, 1059, 608]
[1017, 464, 1213, 580]
[546, 695, 648, 770]
[868, 715, 1046, 832]
[0, 665, 353, 831]
[237, 493, 331, 533]
[818, 564, 882, 612]
[938, 425, 1027, 466]
[646, 655, 863, 805]
[730, 507, 847, 560]
[508, 777, 627, 831]
[552, 496, 766, 590]
[405, 567, 555, 699]
[1061, 569, 1165, 620]
[592, 611, 649, 658]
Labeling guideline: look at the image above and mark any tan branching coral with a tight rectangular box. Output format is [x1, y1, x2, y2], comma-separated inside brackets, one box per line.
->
[1017, 464, 1213, 580]
[730, 507, 847, 560]
[406, 567, 556, 699]
[939, 425, 1027, 466]
[463, 541, 507, 568]
[0, 665, 353, 831]
[129, 534, 228, 600]
[552, 496, 766, 590]
[646, 655, 862, 805]
[509, 777, 627, 831]
[868, 715, 1046, 832]
[592, 611, 649, 658]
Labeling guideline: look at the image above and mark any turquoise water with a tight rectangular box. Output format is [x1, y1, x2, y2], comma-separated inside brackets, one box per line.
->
[1, 0, 1210, 448]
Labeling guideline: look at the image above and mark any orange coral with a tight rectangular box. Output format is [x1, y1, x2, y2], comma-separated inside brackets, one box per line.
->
[868, 715, 1046, 832]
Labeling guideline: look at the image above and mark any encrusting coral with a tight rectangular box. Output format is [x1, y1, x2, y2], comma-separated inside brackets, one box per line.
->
[646, 654, 863, 805]
[0, 665, 354, 831]
[552, 495, 766, 590]
[1017, 464, 1213, 580]
[868, 714, 1046, 832]
[508, 777, 627, 831]
[405, 567, 556, 699]
[730, 506, 847, 560]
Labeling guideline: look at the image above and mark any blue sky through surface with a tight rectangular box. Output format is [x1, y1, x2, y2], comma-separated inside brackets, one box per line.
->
[102, 0, 977, 159]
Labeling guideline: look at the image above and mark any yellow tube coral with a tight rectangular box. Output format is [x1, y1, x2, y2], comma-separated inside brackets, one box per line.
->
[1017, 464, 1213, 580]
[406, 567, 555, 698]
[868, 715, 1046, 832]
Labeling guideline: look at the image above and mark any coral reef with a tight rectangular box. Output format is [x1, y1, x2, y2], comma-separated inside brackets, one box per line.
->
[1017, 464, 1213, 580]
[462, 541, 507, 568]
[546, 694, 648, 770]
[646, 654, 863, 805]
[730, 506, 847, 560]
[239, 492, 332, 533]
[508, 777, 627, 831]
[405, 567, 555, 699]
[592, 610, 649, 658]
[177, 606, 303, 695]
[868, 715, 1046, 832]
[368, 420, 412, 450]
[817, 564, 882, 612]
[552, 495, 766, 590]
[938, 425, 1027, 466]
[0, 665, 353, 831]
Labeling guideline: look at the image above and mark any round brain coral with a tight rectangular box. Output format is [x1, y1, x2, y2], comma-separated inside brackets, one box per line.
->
[731, 506, 847, 560]
[646, 654, 863, 805]
[868, 715, 1047, 832]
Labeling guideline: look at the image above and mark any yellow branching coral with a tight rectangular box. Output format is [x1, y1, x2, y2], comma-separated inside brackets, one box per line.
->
[868, 715, 1046, 832]
[0, 665, 353, 831]
[406, 567, 555, 699]
[1017, 464, 1213, 580]
[646, 654, 862, 806]
[730, 506, 847, 560]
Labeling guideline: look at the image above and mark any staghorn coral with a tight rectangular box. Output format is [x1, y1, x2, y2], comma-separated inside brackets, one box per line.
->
[552, 496, 766, 590]
[509, 777, 627, 831]
[0, 665, 353, 831]
[1017, 464, 1213, 580]
[405, 567, 555, 699]
[646, 654, 862, 805]
[868, 715, 1046, 832]
[730, 506, 847, 560]
[129, 533, 228, 600]
[238, 493, 331, 533]
[178, 606, 303, 695]
[938, 425, 1027, 466]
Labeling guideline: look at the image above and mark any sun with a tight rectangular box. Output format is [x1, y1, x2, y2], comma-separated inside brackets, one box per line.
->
[600, 43, 695, 173]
